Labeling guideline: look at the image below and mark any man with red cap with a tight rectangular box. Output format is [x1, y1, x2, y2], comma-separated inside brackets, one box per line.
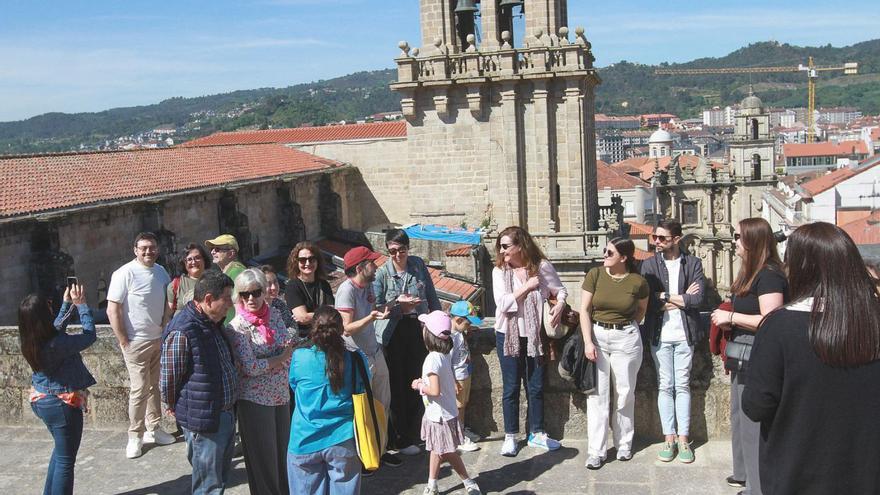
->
[335, 246, 402, 468]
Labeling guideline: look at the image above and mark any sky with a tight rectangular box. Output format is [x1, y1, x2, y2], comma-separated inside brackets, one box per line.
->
[1, 0, 877, 122]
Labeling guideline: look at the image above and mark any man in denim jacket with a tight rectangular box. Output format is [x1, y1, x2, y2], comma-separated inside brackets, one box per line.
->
[639, 220, 705, 464]
[372, 229, 441, 455]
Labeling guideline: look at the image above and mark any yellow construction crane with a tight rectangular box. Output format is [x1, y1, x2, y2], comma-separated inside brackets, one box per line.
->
[655, 57, 858, 143]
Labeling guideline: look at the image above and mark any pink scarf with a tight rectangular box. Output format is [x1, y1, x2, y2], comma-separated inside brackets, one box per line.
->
[236, 302, 274, 345]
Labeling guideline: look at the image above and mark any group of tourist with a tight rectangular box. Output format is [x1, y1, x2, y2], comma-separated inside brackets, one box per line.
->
[16, 217, 880, 495]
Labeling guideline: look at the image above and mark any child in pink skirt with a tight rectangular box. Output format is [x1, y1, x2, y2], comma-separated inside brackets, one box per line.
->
[411, 311, 482, 495]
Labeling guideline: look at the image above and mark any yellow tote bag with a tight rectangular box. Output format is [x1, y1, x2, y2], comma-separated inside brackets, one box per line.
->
[351, 352, 387, 471]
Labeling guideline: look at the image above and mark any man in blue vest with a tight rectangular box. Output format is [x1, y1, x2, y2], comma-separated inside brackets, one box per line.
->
[160, 271, 238, 494]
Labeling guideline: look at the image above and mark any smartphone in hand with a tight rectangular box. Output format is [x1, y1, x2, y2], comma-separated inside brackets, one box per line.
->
[67, 276, 78, 287]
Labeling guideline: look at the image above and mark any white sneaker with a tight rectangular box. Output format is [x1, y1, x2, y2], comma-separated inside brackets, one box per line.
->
[125, 437, 143, 459]
[397, 444, 421, 456]
[144, 429, 176, 445]
[463, 427, 481, 442]
[500, 434, 517, 457]
[458, 437, 480, 452]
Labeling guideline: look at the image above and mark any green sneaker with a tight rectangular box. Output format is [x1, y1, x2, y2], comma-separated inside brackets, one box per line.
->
[657, 441, 676, 462]
[677, 441, 695, 464]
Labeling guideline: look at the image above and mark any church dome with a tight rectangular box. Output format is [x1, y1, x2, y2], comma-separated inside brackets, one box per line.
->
[649, 129, 673, 144]
[741, 93, 763, 110]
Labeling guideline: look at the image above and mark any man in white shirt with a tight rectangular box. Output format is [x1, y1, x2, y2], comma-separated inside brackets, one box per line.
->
[107, 232, 175, 458]
[640, 220, 705, 464]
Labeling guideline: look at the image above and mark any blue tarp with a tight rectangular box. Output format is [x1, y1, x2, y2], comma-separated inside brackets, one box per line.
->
[404, 224, 485, 245]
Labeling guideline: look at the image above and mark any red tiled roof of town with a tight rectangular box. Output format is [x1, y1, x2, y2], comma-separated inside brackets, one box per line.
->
[840, 210, 880, 245]
[871, 128, 880, 141]
[445, 245, 472, 257]
[316, 239, 478, 300]
[800, 168, 857, 197]
[182, 121, 407, 147]
[611, 154, 708, 181]
[0, 144, 341, 218]
[597, 160, 648, 189]
[783, 140, 869, 158]
[626, 221, 654, 237]
[634, 247, 654, 261]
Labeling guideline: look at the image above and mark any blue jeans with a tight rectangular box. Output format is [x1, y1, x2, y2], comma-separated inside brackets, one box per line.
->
[287, 438, 360, 495]
[183, 411, 236, 495]
[31, 395, 84, 495]
[651, 341, 693, 436]
[495, 332, 545, 435]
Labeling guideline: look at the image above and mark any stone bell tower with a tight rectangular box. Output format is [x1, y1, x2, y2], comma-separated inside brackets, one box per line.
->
[392, 0, 608, 272]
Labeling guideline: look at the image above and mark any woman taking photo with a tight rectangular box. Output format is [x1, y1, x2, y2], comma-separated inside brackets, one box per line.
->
[165, 243, 211, 322]
[227, 268, 296, 495]
[579, 237, 649, 470]
[19, 284, 96, 495]
[288, 306, 363, 495]
[742, 222, 880, 494]
[493, 226, 567, 457]
[285, 241, 334, 339]
[711, 217, 787, 495]
[373, 228, 441, 455]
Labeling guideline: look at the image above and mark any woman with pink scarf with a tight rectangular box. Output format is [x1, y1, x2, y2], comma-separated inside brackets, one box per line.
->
[227, 268, 296, 495]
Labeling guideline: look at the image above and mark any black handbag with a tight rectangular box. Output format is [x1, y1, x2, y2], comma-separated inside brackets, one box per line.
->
[558, 331, 597, 393]
[724, 330, 754, 372]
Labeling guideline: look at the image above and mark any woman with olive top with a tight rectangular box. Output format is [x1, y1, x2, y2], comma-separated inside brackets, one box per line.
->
[285, 241, 335, 339]
[579, 237, 649, 470]
[372, 229, 441, 455]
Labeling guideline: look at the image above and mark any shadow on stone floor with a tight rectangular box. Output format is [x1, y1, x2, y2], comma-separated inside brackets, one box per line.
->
[115, 456, 249, 495]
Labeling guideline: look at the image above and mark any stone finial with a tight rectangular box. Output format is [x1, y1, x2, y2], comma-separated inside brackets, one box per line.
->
[412, 47, 420, 57]
[398, 40, 410, 58]
[559, 27, 570, 46]
[575, 26, 586, 45]
[466, 34, 477, 53]
[501, 30, 512, 50]
[535, 28, 544, 38]
[433, 36, 447, 55]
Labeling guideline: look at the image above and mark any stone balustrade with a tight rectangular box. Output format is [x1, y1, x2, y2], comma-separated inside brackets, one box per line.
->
[1, 324, 733, 442]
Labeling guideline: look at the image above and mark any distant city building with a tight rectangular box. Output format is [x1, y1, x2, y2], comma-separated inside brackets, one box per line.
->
[648, 129, 673, 158]
[783, 140, 870, 172]
[595, 114, 641, 130]
[641, 113, 677, 128]
[818, 107, 862, 125]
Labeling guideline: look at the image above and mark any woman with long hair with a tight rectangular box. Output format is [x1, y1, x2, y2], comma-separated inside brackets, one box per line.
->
[285, 241, 334, 339]
[372, 228, 442, 455]
[492, 226, 568, 457]
[579, 237, 649, 469]
[19, 285, 96, 495]
[711, 217, 787, 495]
[288, 306, 363, 495]
[742, 222, 880, 494]
[227, 268, 296, 495]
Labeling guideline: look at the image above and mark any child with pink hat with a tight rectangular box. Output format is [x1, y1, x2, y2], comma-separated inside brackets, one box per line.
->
[411, 311, 482, 495]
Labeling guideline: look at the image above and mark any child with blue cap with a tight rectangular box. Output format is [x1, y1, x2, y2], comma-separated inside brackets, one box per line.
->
[449, 300, 483, 452]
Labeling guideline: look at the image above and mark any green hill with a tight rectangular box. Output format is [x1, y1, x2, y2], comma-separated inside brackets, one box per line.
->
[1, 39, 878, 155]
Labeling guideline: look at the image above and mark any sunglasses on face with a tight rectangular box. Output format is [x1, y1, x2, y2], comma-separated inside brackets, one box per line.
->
[388, 247, 408, 256]
[297, 256, 317, 265]
[603, 248, 617, 258]
[734, 233, 741, 242]
[211, 246, 233, 252]
[651, 234, 673, 242]
[239, 289, 263, 300]
[500, 243, 515, 251]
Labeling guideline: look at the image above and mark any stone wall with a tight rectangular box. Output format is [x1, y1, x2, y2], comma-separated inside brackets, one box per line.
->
[0, 325, 732, 441]
[0, 167, 369, 325]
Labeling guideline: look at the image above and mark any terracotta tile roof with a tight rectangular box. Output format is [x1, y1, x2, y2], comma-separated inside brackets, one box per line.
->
[634, 247, 654, 261]
[626, 221, 654, 237]
[840, 210, 880, 245]
[0, 144, 341, 218]
[872, 128, 880, 141]
[445, 245, 472, 257]
[316, 239, 478, 301]
[783, 140, 869, 158]
[597, 160, 648, 189]
[182, 121, 407, 147]
[610, 154, 706, 181]
[800, 167, 857, 197]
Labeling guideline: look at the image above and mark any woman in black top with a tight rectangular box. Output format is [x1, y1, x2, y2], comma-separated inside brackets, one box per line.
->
[285, 241, 334, 338]
[711, 217, 786, 495]
[742, 222, 880, 495]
